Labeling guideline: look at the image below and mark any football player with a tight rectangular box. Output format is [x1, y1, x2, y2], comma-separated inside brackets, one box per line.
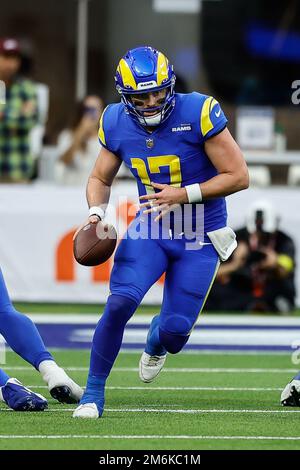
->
[73, 46, 249, 419]
[0, 268, 83, 411]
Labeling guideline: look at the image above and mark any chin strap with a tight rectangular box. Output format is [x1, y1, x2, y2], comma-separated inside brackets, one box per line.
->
[142, 112, 162, 127]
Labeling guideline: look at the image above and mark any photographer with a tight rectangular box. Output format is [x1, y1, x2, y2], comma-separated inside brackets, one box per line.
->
[206, 201, 296, 313]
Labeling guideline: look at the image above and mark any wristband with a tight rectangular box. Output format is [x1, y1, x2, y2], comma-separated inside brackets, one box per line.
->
[89, 206, 105, 220]
[185, 184, 202, 203]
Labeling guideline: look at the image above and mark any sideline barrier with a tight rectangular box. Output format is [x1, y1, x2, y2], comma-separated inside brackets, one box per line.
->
[16, 314, 300, 352]
[0, 183, 298, 304]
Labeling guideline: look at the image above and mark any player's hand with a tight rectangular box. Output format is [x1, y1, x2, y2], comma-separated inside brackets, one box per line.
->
[139, 182, 188, 221]
[257, 247, 278, 270]
[232, 242, 249, 269]
[73, 215, 100, 240]
[77, 115, 98, 137]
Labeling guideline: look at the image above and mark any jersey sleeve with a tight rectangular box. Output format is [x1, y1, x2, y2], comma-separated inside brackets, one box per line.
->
[199, 96, 227, 141]
[98, 105, 117, 153]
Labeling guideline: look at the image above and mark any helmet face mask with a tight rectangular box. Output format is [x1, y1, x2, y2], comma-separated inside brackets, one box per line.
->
[124, 84, 175, 127]
[115, 46, 176, 127]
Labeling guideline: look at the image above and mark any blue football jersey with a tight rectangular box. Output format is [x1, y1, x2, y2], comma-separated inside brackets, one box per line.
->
[98, 92, 228, 232]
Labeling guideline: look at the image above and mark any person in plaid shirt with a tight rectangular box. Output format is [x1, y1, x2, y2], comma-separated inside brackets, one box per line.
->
[0, 38, 38, 182]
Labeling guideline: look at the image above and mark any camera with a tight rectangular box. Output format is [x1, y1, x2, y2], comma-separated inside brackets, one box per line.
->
[247, 250, 267, 264]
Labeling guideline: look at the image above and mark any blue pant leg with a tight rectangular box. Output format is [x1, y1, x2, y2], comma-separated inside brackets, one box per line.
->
[88, 235, 168, 378]
[0, 268, 53, 369]
[159, 243, 220, 353]
[0, 369, 10, 386]
[110, 234, 168, 303]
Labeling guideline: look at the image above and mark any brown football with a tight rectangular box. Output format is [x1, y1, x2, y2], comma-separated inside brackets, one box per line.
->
[73, 221, 117, 266]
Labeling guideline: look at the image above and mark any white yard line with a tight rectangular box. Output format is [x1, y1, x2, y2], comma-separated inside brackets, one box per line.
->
[3, 366, 298, 373]
[41, 349, 295, 356]
[26, 385, 282, 391]
[1, 408, 299, 414]
[102, 408, 300, 414]
[26, 313, 300, 327]
[0, 434, 300, 440]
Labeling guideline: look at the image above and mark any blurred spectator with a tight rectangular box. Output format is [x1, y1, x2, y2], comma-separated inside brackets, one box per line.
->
[206, 201, 296, 314]
[0, 38, 38, 183]
[55, 95, 104, 186]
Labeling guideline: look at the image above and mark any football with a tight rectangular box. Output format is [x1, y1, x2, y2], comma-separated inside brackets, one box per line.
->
[73, 221, 117, 266]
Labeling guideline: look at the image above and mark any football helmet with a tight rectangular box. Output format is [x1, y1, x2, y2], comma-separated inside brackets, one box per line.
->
[115, 46, 176, 127]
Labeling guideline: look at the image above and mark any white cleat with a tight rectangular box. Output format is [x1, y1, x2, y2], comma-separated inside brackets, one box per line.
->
[281, 379, 300, 406]
[139, 352, 167, 383]
[73, 403, 99, 419]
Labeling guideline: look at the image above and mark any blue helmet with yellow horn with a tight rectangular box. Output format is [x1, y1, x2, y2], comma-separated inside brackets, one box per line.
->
[115, 46, 176, 127]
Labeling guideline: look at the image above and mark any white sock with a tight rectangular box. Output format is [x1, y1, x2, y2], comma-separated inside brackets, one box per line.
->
[39, 360, 61, 382]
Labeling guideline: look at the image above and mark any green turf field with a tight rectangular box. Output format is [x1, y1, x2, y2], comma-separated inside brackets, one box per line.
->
[14, 302, 300, 315]
[1, 349, 300, 450]
[13, 302, 157, 314]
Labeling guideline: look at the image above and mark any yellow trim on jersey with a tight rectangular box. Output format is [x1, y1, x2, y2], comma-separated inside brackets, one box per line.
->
[118, 58, 137, 90]
[156, 52, 169, 86]
[200, 96, 219, 138]
[210, 98, 218, 112]
[277, 254, 294, 273]
[98, 106, 109, 146]
[188, 258, 221, 335]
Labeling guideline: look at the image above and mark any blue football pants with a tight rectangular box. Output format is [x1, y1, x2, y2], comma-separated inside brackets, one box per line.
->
[88, 232, 220, 378]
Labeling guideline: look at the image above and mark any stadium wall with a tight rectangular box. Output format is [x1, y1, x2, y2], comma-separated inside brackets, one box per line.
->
[0, 183, 298, 305]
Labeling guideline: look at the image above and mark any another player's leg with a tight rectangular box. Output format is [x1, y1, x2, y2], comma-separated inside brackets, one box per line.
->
[281, 372, 300, 406]
[140, 240, 220, 383]
[0, 368, 10, 387]
[38, 360, 83, 404]
[74, 236, 167, 418]
[0, 268, 82, 404]
[0, 368, 47, 411]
